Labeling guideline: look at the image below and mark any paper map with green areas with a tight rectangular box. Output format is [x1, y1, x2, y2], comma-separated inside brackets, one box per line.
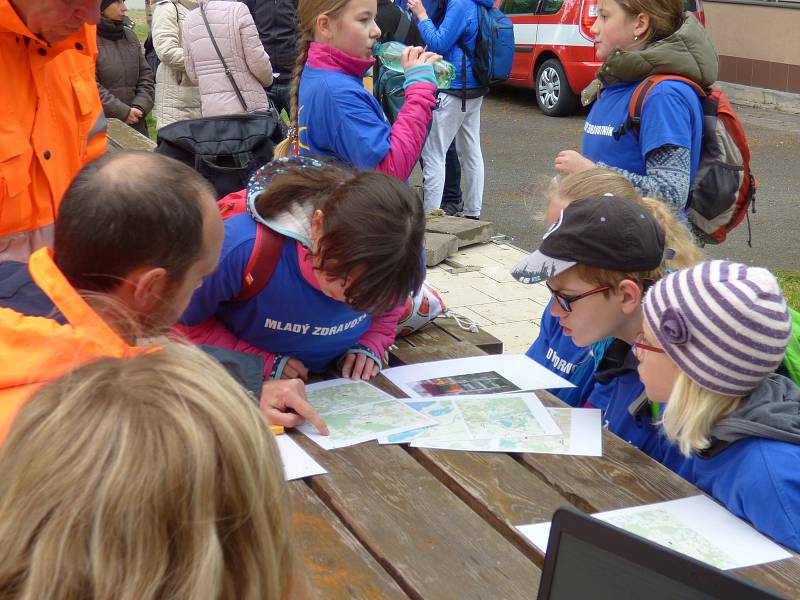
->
[302, 380, 437, 449]
[416, 409, 571, 452]
[381, 396, 561, 445]
[306, 381, 392, 416]
[600, 509, 738, 570]
[457, 395, 551, 439]
[382, 399, 470, 444]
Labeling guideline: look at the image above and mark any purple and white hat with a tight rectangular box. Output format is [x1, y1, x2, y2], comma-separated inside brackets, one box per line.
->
[643, 260, 791, 397]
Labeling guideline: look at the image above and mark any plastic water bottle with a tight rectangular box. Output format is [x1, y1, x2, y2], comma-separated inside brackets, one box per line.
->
[373, 41, 455, 90]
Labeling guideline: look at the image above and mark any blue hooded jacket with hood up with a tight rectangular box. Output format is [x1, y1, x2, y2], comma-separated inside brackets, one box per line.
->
[416, 0, 492, 90]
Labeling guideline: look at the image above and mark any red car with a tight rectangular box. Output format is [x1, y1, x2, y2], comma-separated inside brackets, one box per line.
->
[499, 0, 705, 116]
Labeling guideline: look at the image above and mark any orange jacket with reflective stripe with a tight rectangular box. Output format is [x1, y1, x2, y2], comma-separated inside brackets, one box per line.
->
[0, 248, 137, 442]
[0, 1, 107, 238]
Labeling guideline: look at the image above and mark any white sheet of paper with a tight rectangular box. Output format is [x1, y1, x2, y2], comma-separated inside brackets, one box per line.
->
[381, 354, 573, 399]
[275, 435, 327, 481]
[517, 495, 792, 570]
[407, 407, 602, 456]
[377, 393, 562, 445]
[297, 379, 437, 450]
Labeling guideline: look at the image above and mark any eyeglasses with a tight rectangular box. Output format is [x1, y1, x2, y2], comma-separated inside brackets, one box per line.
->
[545, 282, 610, 313]
[632, 332, 665, 356]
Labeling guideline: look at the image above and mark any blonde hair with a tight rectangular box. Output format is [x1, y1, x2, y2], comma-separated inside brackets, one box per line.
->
[0, 343, 296, 600]
[274, 0, 351, 157]
[553, 168, 704, 291]
[661, 371, 742, 456]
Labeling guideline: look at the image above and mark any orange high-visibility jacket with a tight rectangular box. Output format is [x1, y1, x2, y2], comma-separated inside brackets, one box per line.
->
[0, 248, 137, 442]
[0, 1, 107, 239]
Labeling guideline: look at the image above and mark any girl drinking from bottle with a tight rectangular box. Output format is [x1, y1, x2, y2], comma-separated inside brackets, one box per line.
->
[274, 0, 440, 180]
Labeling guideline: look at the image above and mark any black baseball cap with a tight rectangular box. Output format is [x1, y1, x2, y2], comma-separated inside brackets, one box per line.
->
[511, 195, 666, 284]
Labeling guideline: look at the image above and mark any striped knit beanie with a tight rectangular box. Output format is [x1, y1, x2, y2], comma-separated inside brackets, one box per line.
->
[643, 260, 791, 397]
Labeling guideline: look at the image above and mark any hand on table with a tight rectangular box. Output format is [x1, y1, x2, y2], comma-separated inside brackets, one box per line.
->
[281, 357, 308, 381]
[341, 352, 380, 381]
[260, 378, 329, 435]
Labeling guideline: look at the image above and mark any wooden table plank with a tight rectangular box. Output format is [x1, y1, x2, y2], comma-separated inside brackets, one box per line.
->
[409, 447, 570, 566]
[289, 481, 410, 600]
[389, 338, 486, 366]
[291, 434, 541, 600]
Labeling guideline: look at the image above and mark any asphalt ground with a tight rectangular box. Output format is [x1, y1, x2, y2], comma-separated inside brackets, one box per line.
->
[433, 85, 800, 271]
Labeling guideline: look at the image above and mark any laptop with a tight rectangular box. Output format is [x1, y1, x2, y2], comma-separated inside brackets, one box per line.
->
[537, 506, 789, 600]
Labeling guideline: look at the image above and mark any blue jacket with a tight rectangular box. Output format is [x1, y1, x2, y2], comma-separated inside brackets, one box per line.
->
[180, 213, 373, 373]
[583, 339, 684, 472]
[525, 303, 594, 407]
[675, 374, 800, 552]
[416, 0, 491, 90]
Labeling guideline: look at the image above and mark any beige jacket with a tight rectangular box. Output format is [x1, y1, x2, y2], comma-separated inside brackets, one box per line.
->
[152, 0, 201, 129]
[182, 0, 272, 117]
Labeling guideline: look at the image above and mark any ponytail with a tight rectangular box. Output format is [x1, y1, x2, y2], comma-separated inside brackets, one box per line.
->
[274, 0, 354, 158]
[273, 34, 312, 159]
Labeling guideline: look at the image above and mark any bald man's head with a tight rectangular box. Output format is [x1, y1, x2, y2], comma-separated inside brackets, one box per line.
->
[54, 151, 219, 295]
[10, 0, 101, 43]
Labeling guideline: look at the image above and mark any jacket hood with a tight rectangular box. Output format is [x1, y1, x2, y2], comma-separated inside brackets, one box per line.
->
[582, 12, 719, 105]
[474, 0, 494, 7]
[706, 374, 800, 452]
[246, 193, 314, 249]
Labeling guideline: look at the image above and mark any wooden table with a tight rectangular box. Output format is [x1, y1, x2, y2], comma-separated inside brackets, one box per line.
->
[288, 326, 800, 600]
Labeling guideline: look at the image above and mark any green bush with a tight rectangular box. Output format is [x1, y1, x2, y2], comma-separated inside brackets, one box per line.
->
[775, 270, 800, 311]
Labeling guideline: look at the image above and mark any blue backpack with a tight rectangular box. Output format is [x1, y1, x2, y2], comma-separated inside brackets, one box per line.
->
[464, 1, 514, 87]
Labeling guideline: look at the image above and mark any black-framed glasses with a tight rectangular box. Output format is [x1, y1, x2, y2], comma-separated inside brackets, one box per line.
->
[632, 332, 665, 356]
[545, 282, 611, 313]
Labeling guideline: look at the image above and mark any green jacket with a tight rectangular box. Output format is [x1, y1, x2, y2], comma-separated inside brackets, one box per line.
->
[582, 12, 719, 106]
[781, 307, 800, 385]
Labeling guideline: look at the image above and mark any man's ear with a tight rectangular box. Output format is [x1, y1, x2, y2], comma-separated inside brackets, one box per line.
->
[129, 267, 170, 313]
[618, 278, 644, 315]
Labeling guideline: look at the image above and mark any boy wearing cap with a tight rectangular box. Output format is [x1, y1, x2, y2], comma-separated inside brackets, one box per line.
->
[512, 195, 680, 464]
[638, 260, 800, 551]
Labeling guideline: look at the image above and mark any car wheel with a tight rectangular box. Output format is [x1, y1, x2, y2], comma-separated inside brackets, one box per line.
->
[535, 58, 578, 117]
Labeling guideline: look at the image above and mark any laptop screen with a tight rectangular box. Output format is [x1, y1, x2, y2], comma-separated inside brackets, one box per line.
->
[548, 532, 717, 600]
[537, 507, 787, 600]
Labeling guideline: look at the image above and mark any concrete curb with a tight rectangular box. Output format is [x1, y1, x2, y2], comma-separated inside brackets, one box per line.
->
[717, 81, 800, 116]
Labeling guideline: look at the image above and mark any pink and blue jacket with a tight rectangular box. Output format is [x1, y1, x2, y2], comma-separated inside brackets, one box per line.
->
[177, 205, 404, 379]
[296, 42, 436, 179]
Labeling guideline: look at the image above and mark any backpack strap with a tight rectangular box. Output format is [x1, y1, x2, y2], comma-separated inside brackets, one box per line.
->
[393, 10, 412, 44]
[200, 3, 249, 112]
[231, 224, 284, 303]
[613, 74, 707, 140]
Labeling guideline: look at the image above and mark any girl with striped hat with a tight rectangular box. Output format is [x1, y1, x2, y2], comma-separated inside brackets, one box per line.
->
[636, 260, 800, 551]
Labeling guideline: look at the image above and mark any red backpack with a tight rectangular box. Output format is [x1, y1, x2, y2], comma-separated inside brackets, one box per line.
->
[217, 190, 284, 302]
[619, 75, 757, 245]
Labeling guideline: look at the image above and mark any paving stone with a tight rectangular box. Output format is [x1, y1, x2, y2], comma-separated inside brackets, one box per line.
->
[425, 216, 494, 248]
[424, 232, 459, 267]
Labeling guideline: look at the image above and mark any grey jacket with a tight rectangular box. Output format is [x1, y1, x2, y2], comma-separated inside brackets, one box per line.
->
[96, 17, 155, 135]
[707, 373, 800, 453]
